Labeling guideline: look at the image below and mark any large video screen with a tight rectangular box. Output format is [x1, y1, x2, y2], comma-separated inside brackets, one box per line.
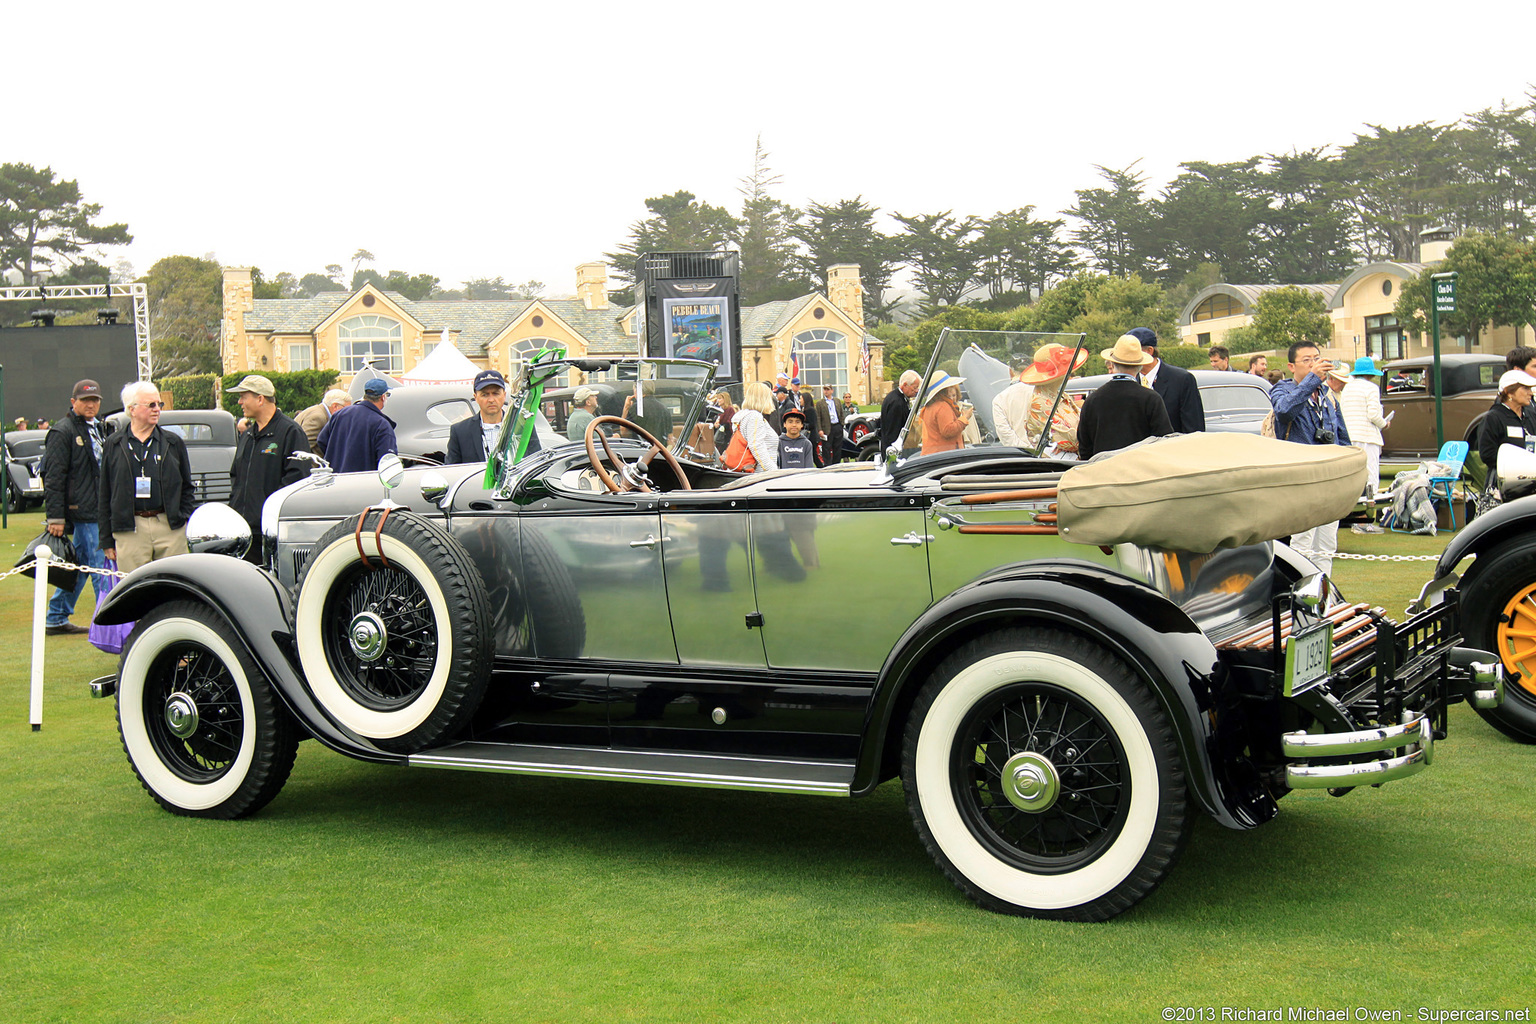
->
[0, 324, 140, 423]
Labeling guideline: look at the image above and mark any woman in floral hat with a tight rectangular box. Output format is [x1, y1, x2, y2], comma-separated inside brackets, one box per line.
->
[1019, 343, 1088, 460]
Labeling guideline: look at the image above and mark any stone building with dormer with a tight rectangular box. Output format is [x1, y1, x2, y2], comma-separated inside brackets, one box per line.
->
[222, 262, 885, 399]
[1177, 229, 1524, 363]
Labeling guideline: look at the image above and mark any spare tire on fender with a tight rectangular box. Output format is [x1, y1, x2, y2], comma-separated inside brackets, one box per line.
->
[294, 509, 493, 753]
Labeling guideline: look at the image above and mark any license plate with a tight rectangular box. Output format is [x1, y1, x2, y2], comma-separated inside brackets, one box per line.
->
[27, 476, 41, 490]
[1284, 621, 1333, 697]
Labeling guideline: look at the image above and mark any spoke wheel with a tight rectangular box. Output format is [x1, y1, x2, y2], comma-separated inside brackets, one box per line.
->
[117, 601, 297, 818]
[902, 626, 1187, 921]
[1495, 582, 1536, 696]
[1459, 538, 1536, 742]
[295, 510, 493, 752]
[952, 682, 1131, 875]
[322, 562, 440, 710]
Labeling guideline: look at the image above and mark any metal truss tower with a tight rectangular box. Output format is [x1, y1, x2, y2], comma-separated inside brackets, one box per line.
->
[0, 282, 152, 379]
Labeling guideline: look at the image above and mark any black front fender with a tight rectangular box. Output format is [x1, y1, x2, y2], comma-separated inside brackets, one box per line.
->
[1433, 493, 1536, 579]
[96, 553, 403, 765]
[855, 563, 1275, 830]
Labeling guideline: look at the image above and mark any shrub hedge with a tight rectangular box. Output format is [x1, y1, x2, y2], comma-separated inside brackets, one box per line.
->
[218, 369, 341, 417]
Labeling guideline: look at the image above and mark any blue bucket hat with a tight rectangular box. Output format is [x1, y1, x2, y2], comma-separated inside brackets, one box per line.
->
[1348, 357, 1382, 376]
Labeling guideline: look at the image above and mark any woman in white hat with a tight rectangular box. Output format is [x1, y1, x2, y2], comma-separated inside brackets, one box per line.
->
[1478, 369, 1536, 486]
[919, 372, 972, 455]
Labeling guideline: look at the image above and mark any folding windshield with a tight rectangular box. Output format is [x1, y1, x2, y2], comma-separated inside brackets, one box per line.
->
[891, 329, 1089, 462]
[488, 353, 716, 490]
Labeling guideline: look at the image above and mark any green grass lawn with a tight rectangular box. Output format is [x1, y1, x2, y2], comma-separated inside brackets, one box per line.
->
[2, 512, 1532, 1023]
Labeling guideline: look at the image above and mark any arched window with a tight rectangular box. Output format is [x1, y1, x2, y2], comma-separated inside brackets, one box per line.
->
[511, 337, 569, 388]
[1193, 294, 1244, 322]
[792, 329, 848, 391]
[338, 315, 402, 372]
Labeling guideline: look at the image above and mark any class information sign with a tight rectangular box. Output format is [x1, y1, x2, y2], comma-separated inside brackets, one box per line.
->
[1433, 272, 1458, 314]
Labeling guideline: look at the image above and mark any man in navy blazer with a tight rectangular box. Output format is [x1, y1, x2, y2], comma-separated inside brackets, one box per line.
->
[447, 369, 511, 464]
[1127, 327, 1205, 434]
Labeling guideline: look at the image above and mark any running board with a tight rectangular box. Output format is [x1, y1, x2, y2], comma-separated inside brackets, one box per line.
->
[409, 741, 855, 796]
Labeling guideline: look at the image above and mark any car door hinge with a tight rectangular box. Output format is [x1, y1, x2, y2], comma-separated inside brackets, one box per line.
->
[745, 611, 764, 629]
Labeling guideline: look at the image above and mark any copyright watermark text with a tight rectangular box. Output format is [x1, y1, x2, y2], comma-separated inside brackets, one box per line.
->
[1160, 1009, 1530, 1022]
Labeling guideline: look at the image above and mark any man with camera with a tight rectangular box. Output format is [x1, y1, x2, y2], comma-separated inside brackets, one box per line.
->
[1270, 341, 1352, 575]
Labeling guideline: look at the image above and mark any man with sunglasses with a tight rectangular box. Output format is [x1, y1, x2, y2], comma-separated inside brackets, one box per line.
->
[227, 374, 310, 564]
[99, 381, 197, 573]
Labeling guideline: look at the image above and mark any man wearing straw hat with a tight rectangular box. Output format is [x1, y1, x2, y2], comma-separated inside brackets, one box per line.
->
[1077, 334, 1171, 460]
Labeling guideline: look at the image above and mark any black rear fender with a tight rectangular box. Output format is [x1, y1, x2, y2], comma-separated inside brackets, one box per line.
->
[95, 553, 403, 764]
[857, 563, 1276, 830]
[1434, 493, 1536, 580]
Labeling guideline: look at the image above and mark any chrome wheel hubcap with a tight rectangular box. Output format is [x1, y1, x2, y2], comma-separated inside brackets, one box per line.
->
[348, 611, 388, 662]
[1001, 750, 1060, 812]
[164, 691, 200, 739]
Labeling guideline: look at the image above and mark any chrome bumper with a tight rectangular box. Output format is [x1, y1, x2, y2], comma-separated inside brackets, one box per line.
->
[1281, 714, 1433, 789]
[88, 675, 117, 699]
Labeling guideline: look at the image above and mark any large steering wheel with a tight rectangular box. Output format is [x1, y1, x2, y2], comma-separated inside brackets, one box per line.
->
[584, 415, 693, 494]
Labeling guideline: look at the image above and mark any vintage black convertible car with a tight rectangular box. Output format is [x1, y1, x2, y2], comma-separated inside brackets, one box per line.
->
[92, 330, 1506, 921]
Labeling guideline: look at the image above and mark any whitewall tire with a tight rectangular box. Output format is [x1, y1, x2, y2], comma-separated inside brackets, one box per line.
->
[116, 601, 297, 818]
[901, 627, 1188, 921]
[294, 512, 492, 753]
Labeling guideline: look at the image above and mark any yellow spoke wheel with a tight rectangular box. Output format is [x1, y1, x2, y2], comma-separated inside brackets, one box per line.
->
[1497, 582, 1536, 696]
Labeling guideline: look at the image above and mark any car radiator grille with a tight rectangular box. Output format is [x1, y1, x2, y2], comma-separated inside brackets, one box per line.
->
[192, 471, 233, 504]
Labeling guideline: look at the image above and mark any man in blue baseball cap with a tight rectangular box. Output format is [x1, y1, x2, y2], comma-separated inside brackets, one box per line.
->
[447, 369, 510, 463]
[317, 377, 397, 473]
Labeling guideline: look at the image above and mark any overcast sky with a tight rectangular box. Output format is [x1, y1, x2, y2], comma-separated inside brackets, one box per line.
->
[8, 0, 1533, 296]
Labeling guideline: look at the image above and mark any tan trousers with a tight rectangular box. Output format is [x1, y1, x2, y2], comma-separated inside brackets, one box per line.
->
[116, 514, 188, 573]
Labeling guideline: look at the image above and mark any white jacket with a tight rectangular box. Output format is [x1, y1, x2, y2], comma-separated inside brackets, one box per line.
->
[992, 382, 1035, 446]
[1338, 378, 1389, 446]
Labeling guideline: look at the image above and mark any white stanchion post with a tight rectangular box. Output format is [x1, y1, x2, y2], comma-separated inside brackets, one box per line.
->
[30, 543, 52, 731]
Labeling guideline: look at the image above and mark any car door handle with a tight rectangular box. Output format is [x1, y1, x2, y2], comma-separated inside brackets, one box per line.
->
[890, 532, 934, 547]
[629, 535, 659, 549]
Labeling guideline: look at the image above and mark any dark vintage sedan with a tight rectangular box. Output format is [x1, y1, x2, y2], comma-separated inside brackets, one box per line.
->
[107, 409, 239, 505]
[1378, 353, 1504, 460]
[91, 330, 1505, 921]
[4, 429, 48, 512]
[1068, 369, 1273, 434]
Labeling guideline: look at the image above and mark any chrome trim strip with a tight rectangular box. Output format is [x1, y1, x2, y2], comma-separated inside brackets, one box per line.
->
[1281, 715, 1430, 757]
[409, 743, 854, 797]
[1285, 747, 1429, 788]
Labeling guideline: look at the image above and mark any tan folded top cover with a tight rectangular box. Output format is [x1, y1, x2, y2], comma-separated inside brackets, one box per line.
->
[1056, 434, 1367, 553]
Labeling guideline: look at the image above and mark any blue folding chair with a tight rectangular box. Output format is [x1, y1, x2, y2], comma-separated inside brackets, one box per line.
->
[1428, 440, 1469, 531]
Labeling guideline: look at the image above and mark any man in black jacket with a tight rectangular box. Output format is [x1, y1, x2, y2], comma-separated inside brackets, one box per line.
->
[1127, 327, 1205, 435]
[227, 374, 310, 563]
[1077, 335, 1173, 460]
[879, 370, 921, 458]
[100, 382, 198, 573]
[42, 379, 109, 635]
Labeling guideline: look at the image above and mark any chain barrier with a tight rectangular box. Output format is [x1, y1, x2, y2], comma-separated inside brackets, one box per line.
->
[1333, 552, 1441, 562]
[2, 556, 129, 583]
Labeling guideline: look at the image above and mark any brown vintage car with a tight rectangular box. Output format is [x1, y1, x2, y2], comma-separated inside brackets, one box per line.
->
[1379, 354, 1504, 462]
